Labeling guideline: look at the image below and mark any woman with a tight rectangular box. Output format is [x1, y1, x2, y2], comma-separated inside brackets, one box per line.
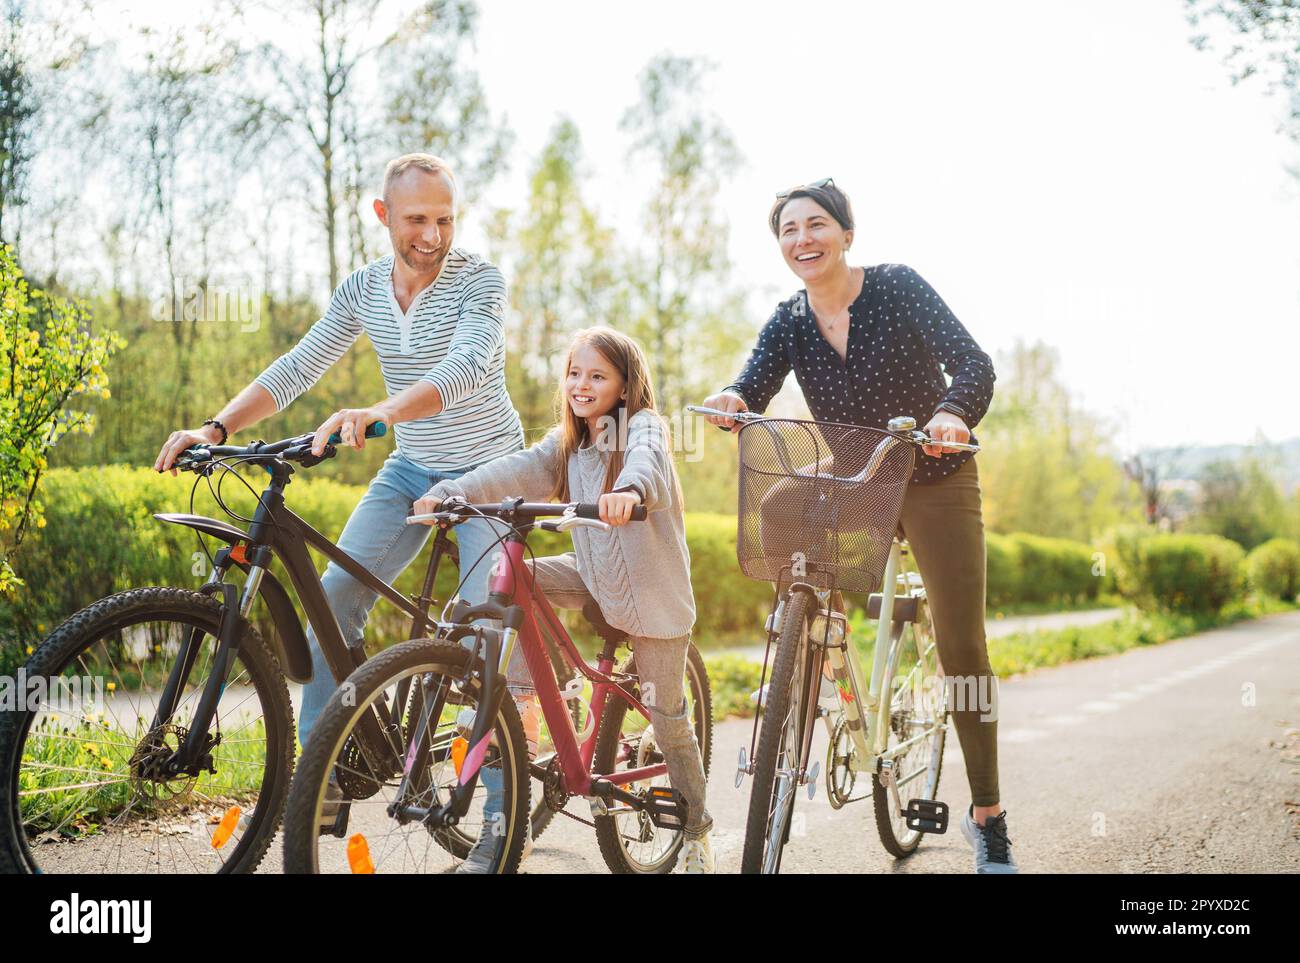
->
[702, 178, 1016, 874]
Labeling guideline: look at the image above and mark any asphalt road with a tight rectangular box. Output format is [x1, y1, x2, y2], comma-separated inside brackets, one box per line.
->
[502, 608, 1300, 873]
[19, 610, 1299, 874]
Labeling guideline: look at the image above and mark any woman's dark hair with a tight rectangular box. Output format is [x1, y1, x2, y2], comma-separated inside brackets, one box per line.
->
[769, 182, 855, 237]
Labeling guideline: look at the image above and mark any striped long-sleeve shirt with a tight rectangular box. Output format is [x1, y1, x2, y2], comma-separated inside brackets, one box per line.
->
[254, 249, 525, 471]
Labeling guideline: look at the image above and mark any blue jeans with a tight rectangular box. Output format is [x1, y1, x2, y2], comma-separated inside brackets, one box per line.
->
[297, 450, 506, 748]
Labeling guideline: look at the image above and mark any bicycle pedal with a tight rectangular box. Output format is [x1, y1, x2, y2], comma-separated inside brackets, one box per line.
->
[642, 786, 689, 831]
[903, 798, 948, 834]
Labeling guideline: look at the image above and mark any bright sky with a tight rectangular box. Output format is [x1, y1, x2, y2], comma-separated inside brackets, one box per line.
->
[74, 0, 1300, 454]
[466, 0, 1300, 453]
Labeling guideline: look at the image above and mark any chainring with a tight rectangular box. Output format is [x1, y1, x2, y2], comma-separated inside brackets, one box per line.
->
[826, 714, 859, 809]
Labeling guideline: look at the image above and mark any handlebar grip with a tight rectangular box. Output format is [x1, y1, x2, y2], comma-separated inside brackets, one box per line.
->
[574, 503, 648, 521]
[328, 421, 387, 445]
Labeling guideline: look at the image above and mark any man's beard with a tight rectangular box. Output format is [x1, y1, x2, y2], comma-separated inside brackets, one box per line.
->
[397, 239, 446, 273]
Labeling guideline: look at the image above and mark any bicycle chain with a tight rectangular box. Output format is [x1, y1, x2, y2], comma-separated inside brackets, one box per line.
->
[553, 798, 651, 843]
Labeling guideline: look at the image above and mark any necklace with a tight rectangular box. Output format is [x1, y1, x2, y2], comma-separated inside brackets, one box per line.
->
[810, 267, 861, 331]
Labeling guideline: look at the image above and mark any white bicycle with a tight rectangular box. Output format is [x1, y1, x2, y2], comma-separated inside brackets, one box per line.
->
[688, 405, 980, 873]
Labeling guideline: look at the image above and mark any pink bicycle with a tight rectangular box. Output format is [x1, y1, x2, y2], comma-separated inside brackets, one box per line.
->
[282, 496, 712, 874]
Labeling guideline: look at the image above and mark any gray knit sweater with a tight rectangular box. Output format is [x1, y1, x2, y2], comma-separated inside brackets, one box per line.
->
[426, 408, 696, 639]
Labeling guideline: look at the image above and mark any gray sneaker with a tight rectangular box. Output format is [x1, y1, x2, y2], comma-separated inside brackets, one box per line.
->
[456, 766, 505, 874]
[960, 805, 1019, 874]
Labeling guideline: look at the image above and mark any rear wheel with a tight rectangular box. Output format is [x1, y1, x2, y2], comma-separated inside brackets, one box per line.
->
[592, 642, 713, 874]
[0, 587, 293, 874]
[872, 596, 948, 857]
[740, 590, 815, 874]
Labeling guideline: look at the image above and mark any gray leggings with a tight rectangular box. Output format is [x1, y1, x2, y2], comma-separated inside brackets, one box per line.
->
[503, 553, 712, 838]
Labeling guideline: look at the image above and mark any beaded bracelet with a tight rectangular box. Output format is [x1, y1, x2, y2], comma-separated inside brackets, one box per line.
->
[202, 418, 229, 445]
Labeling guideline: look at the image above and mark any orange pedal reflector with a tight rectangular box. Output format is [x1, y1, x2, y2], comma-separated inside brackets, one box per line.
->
[451, 737, 468, 778]
[347, 833, 375, 874]
[211, 805, 241, 849]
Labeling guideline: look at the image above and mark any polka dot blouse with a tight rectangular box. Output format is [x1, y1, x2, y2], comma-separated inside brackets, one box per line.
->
[724, 263, 996, 485]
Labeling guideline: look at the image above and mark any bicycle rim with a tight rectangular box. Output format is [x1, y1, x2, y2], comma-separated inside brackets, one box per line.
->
[283, 640, 529, 874]
[872, 606, 947, 856]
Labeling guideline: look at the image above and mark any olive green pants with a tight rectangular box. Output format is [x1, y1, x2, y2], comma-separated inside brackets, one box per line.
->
[895, 456, 1000, 807]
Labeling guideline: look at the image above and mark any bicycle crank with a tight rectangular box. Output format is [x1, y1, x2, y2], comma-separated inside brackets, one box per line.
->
[880, 760, 949, 834]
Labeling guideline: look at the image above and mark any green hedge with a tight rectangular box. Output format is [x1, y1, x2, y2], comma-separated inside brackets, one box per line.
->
[1245, 538, 1300, 601]
[984, 533, 1020, 608]
[985, 532, 1100, 608]
[1114, 532, 1246, 614]
[0, 467, 776, 649]
[2, 467, 1112, 654]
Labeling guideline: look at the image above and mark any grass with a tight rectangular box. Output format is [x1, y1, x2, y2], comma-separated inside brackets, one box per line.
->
[988, 594, 1300, 678]
[17, 714, 269, 839]
[702, 594, 1300, 721]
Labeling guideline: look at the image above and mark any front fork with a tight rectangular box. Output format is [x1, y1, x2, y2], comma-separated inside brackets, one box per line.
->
[147, 549, 265, 778]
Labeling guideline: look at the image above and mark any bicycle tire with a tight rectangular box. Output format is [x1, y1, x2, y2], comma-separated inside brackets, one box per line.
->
[871, 597, 948, 857]
[282, 638, 530, 874]
[0, 586, 293, 874]
[740, 589, 814, 874]
[592, 641, 713, 873]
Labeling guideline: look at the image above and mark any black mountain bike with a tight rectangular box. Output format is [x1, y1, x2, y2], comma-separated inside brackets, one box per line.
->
[0, 422, 477, 874]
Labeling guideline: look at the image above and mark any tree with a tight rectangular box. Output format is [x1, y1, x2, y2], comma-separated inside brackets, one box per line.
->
[493, 118, 622, 431]
[240, 0, 508, 292]
[978, 340, 1146, 541]
[122, 21, 239, 427]
[0, 245, 123, 593]
[1190, 455, 1287, 549]
[1187, 0, 1300, 142]
[620, 54, 747, 415]
[379, 0, 511, 209]
[1123, 449, 1188, 526]
[0, 0, 36, 246]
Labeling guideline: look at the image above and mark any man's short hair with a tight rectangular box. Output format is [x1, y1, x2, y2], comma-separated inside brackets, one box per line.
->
[382, 154, 458, 203]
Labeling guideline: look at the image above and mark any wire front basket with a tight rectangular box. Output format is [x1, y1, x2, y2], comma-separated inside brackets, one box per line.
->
[736, 418, 916, 594]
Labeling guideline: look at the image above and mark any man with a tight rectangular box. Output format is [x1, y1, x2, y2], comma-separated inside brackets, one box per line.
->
[154, 154, 523, 870]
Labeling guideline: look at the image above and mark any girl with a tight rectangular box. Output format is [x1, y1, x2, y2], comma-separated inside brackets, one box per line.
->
[411, 325, 713, 873]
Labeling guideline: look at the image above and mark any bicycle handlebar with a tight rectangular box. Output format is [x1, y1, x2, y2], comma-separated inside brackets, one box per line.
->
[174, 421, 388, 471]
[687, 404, 980, 452]
[405, 499, 648, 528]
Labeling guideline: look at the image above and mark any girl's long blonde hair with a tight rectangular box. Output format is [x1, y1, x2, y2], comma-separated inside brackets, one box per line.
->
[548, 326, 685, 510]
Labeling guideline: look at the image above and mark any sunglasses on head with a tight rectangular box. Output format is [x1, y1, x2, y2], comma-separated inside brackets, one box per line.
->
[775, 177, 834, 199]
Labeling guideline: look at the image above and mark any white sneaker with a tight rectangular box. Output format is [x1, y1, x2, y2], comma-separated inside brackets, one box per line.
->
[681, 832, 715, 874]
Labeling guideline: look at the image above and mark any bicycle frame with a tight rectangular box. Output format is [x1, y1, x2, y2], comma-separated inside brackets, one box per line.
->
[764, 538, 944, 799]
[474, 533, 668, 802]
[151, 458, 456, 775]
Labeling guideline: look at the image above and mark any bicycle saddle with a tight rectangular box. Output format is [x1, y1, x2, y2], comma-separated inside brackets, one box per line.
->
[582, 599, 629, 647]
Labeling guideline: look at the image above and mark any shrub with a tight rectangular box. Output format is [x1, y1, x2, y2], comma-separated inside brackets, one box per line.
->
[1004, 533, 1099, 605]
[985, 533, 1020, 608]
[1245, 538, 1300, 600]
[1124, 533, 1246, 613]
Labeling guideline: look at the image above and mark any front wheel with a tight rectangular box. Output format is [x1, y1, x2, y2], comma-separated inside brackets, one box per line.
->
[0, 587, 293, 874]
[592, 641, 713, 874]
[282, 639, 530, 874]
[740, 590, 815, 874]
